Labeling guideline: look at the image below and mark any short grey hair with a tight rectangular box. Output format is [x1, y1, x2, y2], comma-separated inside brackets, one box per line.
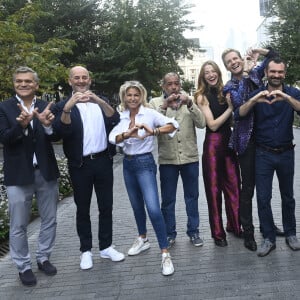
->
[13, 66, 39, 83]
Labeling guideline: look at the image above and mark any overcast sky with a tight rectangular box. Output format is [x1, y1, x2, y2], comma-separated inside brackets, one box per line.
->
[185, 0, 263, 65]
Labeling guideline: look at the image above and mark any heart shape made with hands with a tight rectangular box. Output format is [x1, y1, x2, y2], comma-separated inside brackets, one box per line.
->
[76, 93, 90, 103]
[130, 124, 153, 140]
[262, 91, 283, 105]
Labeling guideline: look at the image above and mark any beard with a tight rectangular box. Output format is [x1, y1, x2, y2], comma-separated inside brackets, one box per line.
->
[267, 77, 284, 88]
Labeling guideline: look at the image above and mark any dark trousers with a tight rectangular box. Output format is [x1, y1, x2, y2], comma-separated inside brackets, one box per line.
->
[256, 148, 296, 243]
[238, 139, 255, 235]
[69, 154, 113, 252]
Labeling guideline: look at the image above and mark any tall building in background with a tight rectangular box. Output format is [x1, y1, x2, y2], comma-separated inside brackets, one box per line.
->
[177, 38, 211, 94]
[260, 0, 271, 16]
[257, 0, 273, 45]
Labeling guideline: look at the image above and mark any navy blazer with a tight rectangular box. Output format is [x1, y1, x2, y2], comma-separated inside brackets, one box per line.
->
[0, 96, 60, 186]
[52, 97, 120, 167]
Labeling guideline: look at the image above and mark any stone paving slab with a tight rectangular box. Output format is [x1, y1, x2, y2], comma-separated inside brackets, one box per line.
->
[0, 129, 299, 300]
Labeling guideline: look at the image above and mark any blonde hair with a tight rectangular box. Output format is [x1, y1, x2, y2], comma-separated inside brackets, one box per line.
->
[221, 48, 242, 67]
[194, 60, 225, 105]
[119, 80, 148, 111]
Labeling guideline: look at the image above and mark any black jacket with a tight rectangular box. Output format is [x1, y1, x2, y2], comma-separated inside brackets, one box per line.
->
[0, 96, 60, 186]
[52, 97, 120, 167]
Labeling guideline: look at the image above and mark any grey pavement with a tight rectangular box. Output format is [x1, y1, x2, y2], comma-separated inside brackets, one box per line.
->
[0, 128, 300, 300]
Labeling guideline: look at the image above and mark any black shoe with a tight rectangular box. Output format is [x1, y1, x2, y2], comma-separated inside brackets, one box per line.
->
[19, 269, 37, 286]
[214, 239, 228, 247]
[244, 236, 257, 251]
[37, 260, 57, 276]
[275, 226, 285, 237]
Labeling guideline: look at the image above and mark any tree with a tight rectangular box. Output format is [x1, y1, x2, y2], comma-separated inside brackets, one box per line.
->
[181, 79, 195, 95]
[84, 0, 198, 97]
[1, 0, 199, 99]
[266, 0, 300, 84]
[0, 1, 74, 100]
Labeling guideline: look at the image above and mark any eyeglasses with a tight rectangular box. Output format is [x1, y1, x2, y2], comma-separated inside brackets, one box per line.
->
[14, 79, 36, 84]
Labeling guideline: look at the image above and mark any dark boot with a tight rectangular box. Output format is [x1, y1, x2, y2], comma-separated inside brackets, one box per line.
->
[244, 232, 257, 251]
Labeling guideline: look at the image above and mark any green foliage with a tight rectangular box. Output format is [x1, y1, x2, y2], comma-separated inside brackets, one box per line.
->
[1, 0, 198, 99]
[84, 0, 197, 96]
[181, 79, 195, 95]
[0, 1, 75, 100]
[266, 0, 300, 84]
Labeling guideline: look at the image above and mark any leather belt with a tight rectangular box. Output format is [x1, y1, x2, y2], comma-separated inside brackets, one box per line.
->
[124, 152, 151, 160]
[257, 144, 295, 154]
[33, 164, 39, 169]
[83, 149, 108, 160]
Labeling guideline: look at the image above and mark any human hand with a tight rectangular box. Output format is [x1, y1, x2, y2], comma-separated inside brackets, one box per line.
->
[124, 123, 154, 140]
[33, 101, 55, 127]
[164, 93, 182, 110]
[225, 93, 233, 110]
[267, 90, 288, 104]
[243, 55, 256, 73]
[252, 90, 276, 104]
[16, 104, 34, 128]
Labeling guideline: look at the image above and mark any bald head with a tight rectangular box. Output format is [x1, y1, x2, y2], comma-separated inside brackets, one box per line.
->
[68, 66, 91, 93]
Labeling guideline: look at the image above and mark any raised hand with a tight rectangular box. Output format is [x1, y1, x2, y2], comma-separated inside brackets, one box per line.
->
[33, 101, 55, 127]
[254, 90, 274, 104]
[243, 55, 256, 73]
[268, 90, 288, 104]
[16, 104, 34, 128]
[246, 47, 260, 64]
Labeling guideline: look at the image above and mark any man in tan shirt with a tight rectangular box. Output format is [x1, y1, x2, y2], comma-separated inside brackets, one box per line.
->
[149, 72, 206, 248]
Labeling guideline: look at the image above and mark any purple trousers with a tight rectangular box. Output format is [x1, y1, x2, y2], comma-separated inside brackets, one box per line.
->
[202, 130, 241, 240]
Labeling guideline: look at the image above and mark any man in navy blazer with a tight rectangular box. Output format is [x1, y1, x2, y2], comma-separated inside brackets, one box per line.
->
[52, 66, 124, 270]
[0, 66, 60, 286]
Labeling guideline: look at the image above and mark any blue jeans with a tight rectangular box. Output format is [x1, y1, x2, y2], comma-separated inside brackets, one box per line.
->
[255, 148, 296, 243]
[123, 153, 168, 249]
[159, 162, 200, 239]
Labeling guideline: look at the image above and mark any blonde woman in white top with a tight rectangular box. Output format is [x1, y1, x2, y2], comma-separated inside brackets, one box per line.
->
[109, 81, 178, 276]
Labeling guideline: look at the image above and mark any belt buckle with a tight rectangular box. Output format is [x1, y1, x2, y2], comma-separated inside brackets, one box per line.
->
[90, 153, 96, 159]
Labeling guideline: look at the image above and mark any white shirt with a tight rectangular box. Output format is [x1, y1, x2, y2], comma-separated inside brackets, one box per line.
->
[16, 95, 53, 166]
[76, 102, 107, 155]
[109, 105, 178, 155]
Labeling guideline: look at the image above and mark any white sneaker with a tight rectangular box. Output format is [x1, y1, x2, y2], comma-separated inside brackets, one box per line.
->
[128, 237, 151, 256]
[100, 246, 125, 262]
[161, 252, 174, 276]
[80, 251, 93, 270]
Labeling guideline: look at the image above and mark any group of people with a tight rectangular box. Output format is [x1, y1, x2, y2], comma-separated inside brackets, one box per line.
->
[0, 46, 300, 286]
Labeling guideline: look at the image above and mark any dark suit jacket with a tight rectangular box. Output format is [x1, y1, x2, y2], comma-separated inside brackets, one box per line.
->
[52, 97, 120, 167]
[0, 96, 60, 186]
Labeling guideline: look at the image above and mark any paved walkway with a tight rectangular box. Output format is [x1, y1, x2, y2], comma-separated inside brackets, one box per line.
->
[0, 129, 300, 300]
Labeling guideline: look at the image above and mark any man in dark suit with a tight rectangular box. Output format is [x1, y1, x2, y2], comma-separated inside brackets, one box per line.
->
[52, 66, 124, 270]
[0, 66, 60, 286]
